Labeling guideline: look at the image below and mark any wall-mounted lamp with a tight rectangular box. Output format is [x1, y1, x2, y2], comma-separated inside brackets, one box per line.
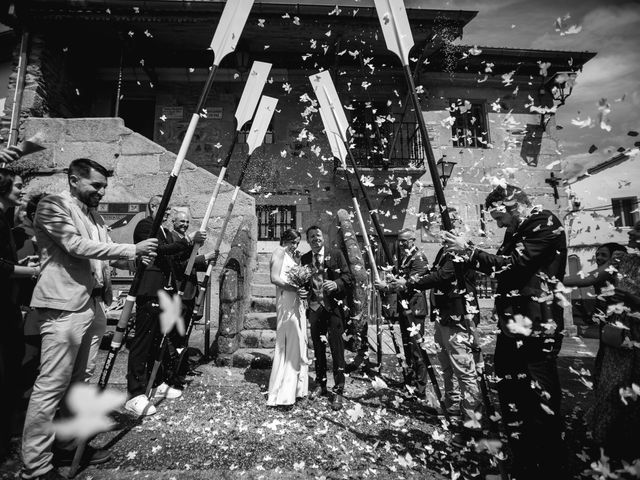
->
[437, 155, 456, 187]
[539, 71, 578, 128]
[235, 45, 251, 74]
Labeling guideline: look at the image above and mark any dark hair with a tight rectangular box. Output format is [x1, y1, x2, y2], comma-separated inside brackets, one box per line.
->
[24, 192, 48, 221]
[67, 158, 109, 180]
[280, 228, 301, 246]
[148, 195, 163, 211]
[306, 225, 323, 238]
[0, 168, 16, 197]
[484, 184, 530, 210]
[597, 242, 627, 256]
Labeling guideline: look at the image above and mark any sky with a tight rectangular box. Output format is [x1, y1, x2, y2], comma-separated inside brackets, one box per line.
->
[428, 0, 640, 177]
[288, 0, 639, 176]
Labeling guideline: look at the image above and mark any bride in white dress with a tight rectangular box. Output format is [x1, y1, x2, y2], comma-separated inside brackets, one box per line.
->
[267, 229, 310, 406]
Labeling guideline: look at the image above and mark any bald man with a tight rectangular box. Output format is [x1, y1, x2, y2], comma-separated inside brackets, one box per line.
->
[166, 210, 217, 382]
[172, 211, 190, 239]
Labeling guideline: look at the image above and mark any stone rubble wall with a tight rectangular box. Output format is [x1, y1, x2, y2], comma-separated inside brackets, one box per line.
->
[16, 117, 257, 325]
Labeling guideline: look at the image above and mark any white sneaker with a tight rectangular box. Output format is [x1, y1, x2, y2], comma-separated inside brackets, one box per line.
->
[125, 394, 157, 416]
[152, 382, 183, 399]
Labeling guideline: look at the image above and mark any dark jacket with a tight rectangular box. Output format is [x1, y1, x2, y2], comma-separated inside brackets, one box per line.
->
[395, 245, 429, 318]
[165, 229, 207, 301]
[301, 247, 353, 318]
[471, 208, 567, 331]
[133, 217, 192, 298]
[409, 247, 479, 326]
[0, 209, 19, 308]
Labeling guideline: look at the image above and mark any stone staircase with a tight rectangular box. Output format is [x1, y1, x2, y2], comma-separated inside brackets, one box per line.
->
[231, 251, 278, 367]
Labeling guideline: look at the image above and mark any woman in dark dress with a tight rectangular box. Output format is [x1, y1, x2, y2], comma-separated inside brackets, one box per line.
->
[589, 222, 640, 462]
[563, 243, 627, 382]
[0, 168, 40, 461]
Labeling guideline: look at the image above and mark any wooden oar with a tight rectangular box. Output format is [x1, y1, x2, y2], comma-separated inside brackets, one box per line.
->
[373, 1, 506, 470]
[177, 61, 272, 297]
[312, 74, 410, 384]
[311, 69, 449, 420]
[72, 1, 255, 477]
[169, 95, 279, 376]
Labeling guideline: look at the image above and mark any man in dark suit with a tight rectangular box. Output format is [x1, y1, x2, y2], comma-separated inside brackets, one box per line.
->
[374, 229, 429, 393]
[125, 196, 206, 416]
[444, 184, 567, 479]
[301, 225, 353, 410]
[165, 210, 216, 382]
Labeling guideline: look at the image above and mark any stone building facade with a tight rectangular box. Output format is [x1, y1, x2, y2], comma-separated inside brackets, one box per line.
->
[1, 0, 594, 273]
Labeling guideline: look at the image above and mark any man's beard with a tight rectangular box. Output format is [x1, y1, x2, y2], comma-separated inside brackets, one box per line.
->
[79, 191, 102, 208]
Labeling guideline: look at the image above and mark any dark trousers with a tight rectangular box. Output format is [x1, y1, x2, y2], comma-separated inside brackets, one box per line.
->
[0, 306, 23, 457]
[397, 308, 427, 392]
[309, 305, 345, 392]
[165, 298, 196, 381]
[494, 332, 565, 479]
[127, 297, 175, 397]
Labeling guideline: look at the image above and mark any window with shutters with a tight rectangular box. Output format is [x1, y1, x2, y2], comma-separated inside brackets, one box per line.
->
[256, 205, 296, 240]
[611, 196, 639, 227]
[449, 99, 489, 148]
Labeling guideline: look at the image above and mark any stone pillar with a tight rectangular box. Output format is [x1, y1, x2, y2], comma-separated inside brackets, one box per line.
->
[215, 217, 256, 364]
[336, 209, 370, 352]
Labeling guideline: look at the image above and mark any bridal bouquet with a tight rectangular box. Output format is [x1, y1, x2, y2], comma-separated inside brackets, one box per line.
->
[286, 264, 313, 308]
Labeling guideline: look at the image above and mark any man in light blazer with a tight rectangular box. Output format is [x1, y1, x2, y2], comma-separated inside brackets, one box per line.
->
[21, 158, 157, 480]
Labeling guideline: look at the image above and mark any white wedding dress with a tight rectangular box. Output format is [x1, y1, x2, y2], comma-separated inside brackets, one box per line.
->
[266, 248, 310, 406]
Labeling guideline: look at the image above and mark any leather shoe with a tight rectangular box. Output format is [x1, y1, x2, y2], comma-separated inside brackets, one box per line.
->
[309, 385, 328, 400]
[331, 394, 344, 411]
[52, 446, 111, 467]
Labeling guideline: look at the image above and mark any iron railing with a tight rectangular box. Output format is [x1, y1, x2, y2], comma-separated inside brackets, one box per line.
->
[352, 122, 425, 169]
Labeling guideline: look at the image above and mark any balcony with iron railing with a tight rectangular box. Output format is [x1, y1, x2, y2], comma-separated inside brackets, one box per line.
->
[351, 122, 426, 171]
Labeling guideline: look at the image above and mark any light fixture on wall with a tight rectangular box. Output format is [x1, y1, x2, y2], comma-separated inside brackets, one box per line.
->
[547, 71, 577, 106]
[234, 44, 251, 74]
[539, 70, 578, 128]
[436, 155, 456, 187]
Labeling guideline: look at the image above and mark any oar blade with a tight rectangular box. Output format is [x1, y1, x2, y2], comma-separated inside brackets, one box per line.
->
[246, 95, 278, 154]
[318, 106, 347, 168]
[210, 0, 254, 66]
[373, 0, 414, 66]
[309, 70, 349, 140]
[235, 61, 272, 129]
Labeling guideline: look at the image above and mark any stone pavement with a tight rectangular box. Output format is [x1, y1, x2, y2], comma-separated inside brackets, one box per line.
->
[0, 320, 600, 480]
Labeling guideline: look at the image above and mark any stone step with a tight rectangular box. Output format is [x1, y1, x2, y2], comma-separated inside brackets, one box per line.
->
[244, 312, 277, 330]
[252, 271, 271, 285]
[251, 283, 275, 297]
[256, 252, 271, 265]
[228, 348, 274, 368]
[239, 329, 277, 349]
[250, 296, 276, 312]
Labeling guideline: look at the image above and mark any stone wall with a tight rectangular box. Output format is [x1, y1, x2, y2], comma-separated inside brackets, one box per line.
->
[85, 69, 569, 261]
[1, 33, 91, 141]
[15, 117, 257, 322]
[215, 218, 256, 364]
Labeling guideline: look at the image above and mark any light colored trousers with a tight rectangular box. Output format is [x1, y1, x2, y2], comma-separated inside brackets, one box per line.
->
[21, 298, 106, 479]
[434, 322, 482, 426]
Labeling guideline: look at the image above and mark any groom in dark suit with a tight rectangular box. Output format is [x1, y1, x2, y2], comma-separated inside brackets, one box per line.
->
[301, 225, 353, 410]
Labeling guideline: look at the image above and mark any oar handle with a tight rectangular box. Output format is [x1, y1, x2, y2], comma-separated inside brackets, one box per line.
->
[345, 147, 393, 265]
[180, 130, 240, 290]
[351, 197, 380, 284]
[402, 65, 452, 231]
